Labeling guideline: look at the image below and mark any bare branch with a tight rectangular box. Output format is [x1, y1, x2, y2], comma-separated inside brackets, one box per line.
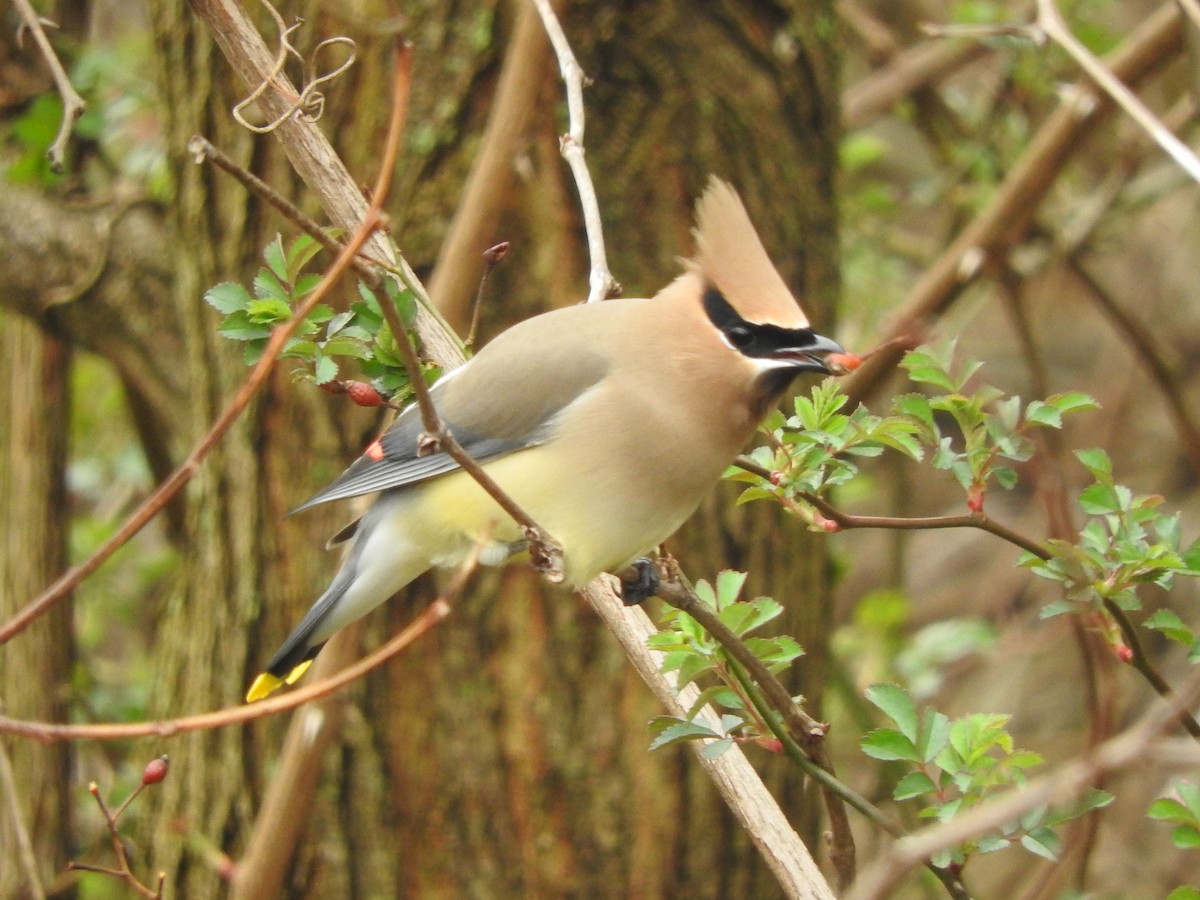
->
[11, 0, 85, 173]
[0, 593, 453, 742]
[528, 0, 619, 302]
[1035, 0, 1200, 184]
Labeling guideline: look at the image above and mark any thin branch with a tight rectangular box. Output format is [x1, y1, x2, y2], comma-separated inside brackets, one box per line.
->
[187, 134, 346, 263]
[1103, 599, 1200, 738]
[11, 0, 86, 173]
[0, 593, 453, 743]
[847, 669, 1200, 900]
[1035, 0, 1200, 185]
[802, 490, 1054, 560]
[0, 211, 381, 646]
[528, 0, 619, 302]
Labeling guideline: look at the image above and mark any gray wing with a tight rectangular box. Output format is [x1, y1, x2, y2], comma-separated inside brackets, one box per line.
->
[291, 322, 612, 514]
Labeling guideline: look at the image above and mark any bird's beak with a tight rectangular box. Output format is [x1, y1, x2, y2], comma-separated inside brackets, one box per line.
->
[769, 332, 844, 374]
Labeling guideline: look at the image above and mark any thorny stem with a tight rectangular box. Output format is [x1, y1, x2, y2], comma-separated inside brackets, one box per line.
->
[11, 0, 85, 173]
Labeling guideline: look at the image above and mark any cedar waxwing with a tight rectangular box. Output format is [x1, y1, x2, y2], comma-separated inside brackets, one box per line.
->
[246, 178, 843, 701]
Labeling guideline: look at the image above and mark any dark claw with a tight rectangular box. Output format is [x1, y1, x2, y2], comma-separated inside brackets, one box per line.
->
[620, 558, 660, 606]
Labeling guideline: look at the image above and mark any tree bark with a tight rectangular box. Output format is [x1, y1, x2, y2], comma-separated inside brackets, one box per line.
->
[0, 312, 72, 899]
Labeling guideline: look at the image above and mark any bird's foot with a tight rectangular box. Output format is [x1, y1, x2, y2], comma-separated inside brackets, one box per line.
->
[620, 558, 660, 606]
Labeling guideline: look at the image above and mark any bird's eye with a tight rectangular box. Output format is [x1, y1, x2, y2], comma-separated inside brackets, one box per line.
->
[727, 325, 754, 348]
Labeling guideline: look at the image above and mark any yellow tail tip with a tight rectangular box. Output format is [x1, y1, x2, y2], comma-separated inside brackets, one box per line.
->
[246, 672, 285, 703]
[245, 660, 315, 703]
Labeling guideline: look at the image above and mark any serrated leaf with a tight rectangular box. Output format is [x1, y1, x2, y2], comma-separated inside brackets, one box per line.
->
[313, 354, 338, 385]
[1144, 609, 1195, 647]
[293, 272, 323, 298]
[1149, 798, 1192, 824]
[714, 569, 749, 608]
[648, 720, 720, 752]
[1047, 391, 1098, 415]
[263, 233, 287, 281]
[254, 266, 289, 303]
[865, 682, 918, 742]
[893, 770, 936, 801]
[1075, 448, 1112, 477]
[861, 727, 918, 762]
[326, 310, 355, 338]
[204, 281, 252, 314]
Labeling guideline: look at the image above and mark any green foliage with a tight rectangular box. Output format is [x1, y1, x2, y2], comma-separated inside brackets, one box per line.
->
[1021, 448, 1200, 618]
[647, 571, 803, 758]
[861, 683, 1112, 868]
[204, 233, 425, 400]
[730, 379, 922, 507]
[1149, 781, 1200, 850]
[734, 344, 1096, 521]
[898, 343, 1097, 500]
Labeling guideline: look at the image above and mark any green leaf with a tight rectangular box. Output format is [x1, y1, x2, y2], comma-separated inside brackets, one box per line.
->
[714, 570, 749, 608]
[648, 720, 721, 752]
[861, 727, 918, 762]
[1020, 827, 1061, 861]
[1144, 609, 1196, 648]
[263, 233, 288, 281]
[1173, 826, 1200, 850]
[1023, 400, 1062, 428]
[218, 311, 272, 341]
[286, 233, 322, 280]
[254, 267, 290, 303]
[701, 737, 735, 760]
[1149, 798, 1193, 824]
[917, 710, 952, 764]
[1166, 888, 1200, 900]
[1075, 448, 1112, 478]
[1047, 390, 1098, 415]
[204, 281, 252, 314]
[313, 354, 338, 385]
[893, 771, 936, 801]
[865, 682, 919, 743]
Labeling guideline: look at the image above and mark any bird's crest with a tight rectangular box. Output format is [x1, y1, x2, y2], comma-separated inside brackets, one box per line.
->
[689, 177, 809, 328]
